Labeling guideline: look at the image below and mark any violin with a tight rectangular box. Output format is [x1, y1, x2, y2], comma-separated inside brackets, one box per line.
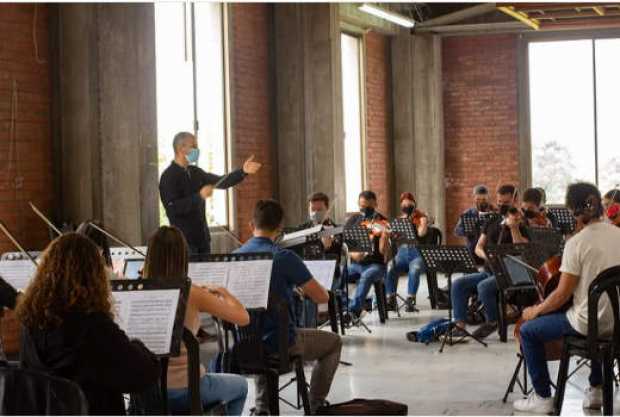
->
[360, 218, 392, 238]
[411, 209, 426, 226]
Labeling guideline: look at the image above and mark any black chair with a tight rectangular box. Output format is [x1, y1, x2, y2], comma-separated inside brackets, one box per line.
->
[225, 301, 311, 415]
[0, 360, 88, 415]
[554, 265, 620, 416]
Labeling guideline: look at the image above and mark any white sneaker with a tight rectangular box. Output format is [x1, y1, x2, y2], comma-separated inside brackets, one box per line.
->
[582, 386, 602, 410]
[513, 392, 554, 414]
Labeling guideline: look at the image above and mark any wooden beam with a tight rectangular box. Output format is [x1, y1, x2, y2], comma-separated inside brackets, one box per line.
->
[511, 3, 616, 12]
[540, 16, 620, 30]
[414, 21, 530, 34]
[416, 3, 497, 27]
[534, 10, 620, 20]
[593, 6, 606, 16]
[498, 6, 540, 30]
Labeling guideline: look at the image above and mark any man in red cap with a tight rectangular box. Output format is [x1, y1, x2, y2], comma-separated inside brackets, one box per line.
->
[385, 192, 428, 312]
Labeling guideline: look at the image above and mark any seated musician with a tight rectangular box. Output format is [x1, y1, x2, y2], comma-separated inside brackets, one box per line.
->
[76, 220, 117, 279]
[345, 190, 389, 320]
[296, 192, 342, 260]
[234, 200, 342, 414]
[17, 233, 160, 415]
[451, 184, 530, 340]
[142, 226, 249, 416]
[513, 183, 620, 413]
[602, 189, 620, 227]
[385, 192, 428, 312]
[0, 276, 19, 360]
[521, 187, 558, 229]
[454, 185, 492, 262]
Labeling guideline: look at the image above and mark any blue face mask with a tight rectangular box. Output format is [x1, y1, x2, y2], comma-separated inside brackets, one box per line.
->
[186, 148, 200, 164]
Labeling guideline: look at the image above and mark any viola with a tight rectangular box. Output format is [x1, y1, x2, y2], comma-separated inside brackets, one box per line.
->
[360, 218, 391, 238]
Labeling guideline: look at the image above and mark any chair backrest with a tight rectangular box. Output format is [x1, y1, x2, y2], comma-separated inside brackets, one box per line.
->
[421, 227, 442, 246]
[182, 328, 203, 415]
[587, 265, 620, 357]
[0, 361, 88, 415]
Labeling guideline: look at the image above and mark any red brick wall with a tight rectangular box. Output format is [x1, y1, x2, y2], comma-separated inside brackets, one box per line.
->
[365, 31, 393, 217]
[443, 34, 520, 244]
[0, 4, 53, 253]
[230, 4, 274, 241]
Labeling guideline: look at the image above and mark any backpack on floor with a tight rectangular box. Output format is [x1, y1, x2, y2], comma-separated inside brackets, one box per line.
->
[316, 399, 408, 415]
[405, 318, 450, 344]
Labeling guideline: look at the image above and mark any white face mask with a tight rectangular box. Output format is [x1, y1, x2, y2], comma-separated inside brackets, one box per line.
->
[309, 210, 327, 224]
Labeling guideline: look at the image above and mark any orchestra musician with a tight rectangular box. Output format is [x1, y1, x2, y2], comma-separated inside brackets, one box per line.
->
[513, 183, 620, 413]
[233, 200, 342, 414]
[295, 192, 343, 260]
[0, 276, 19, 360]
[450, 184, 530, 340]
[385, 192, 428, 312]
[142, 226, 249, 416]
[159, 131, 262, 257]
[454, 185, 493, 262]
[602, 189, 620, 227]
[520, 188, 558, 229]
[345, 190, 389, 321]
[17, 233, 160, 415]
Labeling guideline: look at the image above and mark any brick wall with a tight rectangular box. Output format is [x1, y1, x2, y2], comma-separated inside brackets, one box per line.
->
[443, 34, 520, 245]
[365, 31, 393, 217]
[230, 4, 274, 241]
[0, 4, 53, 253]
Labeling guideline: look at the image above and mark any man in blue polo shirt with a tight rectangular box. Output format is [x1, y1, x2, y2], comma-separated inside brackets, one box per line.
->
[234, 199, 342, 414]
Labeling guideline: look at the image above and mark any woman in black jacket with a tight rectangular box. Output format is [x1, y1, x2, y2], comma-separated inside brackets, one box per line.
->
[16, 233, 160, 415]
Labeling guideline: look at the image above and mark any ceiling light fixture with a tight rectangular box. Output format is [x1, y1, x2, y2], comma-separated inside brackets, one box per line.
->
[359, 4, 415, 28]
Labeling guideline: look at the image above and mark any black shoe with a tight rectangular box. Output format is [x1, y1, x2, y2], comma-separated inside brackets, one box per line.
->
[386, 295, 398, 312]
[472, 321, 498, 340]
[404, 296, 418, 312]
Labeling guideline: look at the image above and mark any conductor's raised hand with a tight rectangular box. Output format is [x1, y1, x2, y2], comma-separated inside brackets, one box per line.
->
[200, 184, 214, 200]
[242, 155, 262, 175]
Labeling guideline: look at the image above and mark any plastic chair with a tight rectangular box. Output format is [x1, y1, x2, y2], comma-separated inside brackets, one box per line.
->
[553, 265, 620, 416]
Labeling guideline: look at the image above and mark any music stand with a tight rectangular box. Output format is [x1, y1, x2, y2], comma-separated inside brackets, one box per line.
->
[460, 213, 480, 237]
[479, 212, 502, 229]
[525, 227, 563, 258]
[416, 245, 487, 352]
[390, 218, 417, 244]
[547, 206, 576, 235]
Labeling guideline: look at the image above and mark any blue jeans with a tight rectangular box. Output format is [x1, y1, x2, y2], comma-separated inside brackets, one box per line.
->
[385, 246, 425, 296]
[168, 373, 248, 415]
[451, 272, 498, 322]
[520, 312, 602, 398]
[347, 262, 386, 313]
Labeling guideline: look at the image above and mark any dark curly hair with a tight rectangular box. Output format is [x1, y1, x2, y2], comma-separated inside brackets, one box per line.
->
[16, 233, 112, 329]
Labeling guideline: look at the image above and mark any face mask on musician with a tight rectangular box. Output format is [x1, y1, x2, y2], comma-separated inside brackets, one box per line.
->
[499, 204, 512, 216]
[476, 202, 490, 212]
[186, 148, 200, 164]
[309, 210, 327, 224]
[401, 205, 415, 216]
[522, 208, 539, 219]
[360, 206, 375, 218]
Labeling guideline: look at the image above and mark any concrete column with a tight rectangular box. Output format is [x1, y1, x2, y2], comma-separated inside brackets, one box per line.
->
[274, 4, 344, 226]
[53, 4, 159, 244]
[391, 34, 445, 234]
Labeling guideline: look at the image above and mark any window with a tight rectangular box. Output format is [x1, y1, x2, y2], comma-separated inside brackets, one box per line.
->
[529, 38, 620, 203]
[340, 33, 365, 213]
[155, 3, 230, 226]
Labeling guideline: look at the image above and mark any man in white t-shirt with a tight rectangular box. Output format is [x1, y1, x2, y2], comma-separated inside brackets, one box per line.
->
[513, 182, 620, 414]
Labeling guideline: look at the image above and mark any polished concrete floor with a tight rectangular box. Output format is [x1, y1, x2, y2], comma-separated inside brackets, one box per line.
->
[202, 276, 619, 415]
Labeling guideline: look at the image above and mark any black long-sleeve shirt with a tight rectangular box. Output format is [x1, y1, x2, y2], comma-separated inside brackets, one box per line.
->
[159, 162, 246, 252]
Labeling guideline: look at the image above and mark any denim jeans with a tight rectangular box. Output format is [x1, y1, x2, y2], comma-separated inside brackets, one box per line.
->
[451, 271, 498, 322]
[385, 246, 425, 296]
[347, 262, 386, 313]
[168, 373, 248, 415]
[520, 312, 602, 398]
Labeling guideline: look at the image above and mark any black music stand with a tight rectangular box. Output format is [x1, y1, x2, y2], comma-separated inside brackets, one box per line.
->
[526, 227, 563, 257]
[480, 212, 502, 228]
[417, 245, 487, 352]
[111, 277, 190, 414]
[460, 213, 480, 237]
[547, 206, 575, 235]
[390, 218, 417, 243]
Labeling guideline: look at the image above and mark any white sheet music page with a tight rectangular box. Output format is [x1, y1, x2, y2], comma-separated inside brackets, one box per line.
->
[304, 260, 336, 290]
[281, 224, 323, 242]
[112, 289, 180, 355]
[188, 262, 229, 287]
[226, 260, 272, 309]
[0, 260, 37, 290]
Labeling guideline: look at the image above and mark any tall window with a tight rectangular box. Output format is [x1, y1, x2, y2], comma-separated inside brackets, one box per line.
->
[529, 38, 620, 203]
[341, 33, 365, 213]
[155, 3, 230, 226]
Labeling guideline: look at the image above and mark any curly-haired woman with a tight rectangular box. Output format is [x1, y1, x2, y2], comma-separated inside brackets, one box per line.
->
[17, 233, 160, 415]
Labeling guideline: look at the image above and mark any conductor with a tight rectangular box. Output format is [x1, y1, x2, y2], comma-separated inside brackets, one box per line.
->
[159, 131, 262, 256]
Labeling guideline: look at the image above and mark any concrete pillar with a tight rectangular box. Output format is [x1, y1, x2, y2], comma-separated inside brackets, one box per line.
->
[274, 4, 344, 226]
[391, 34, 445, 233]
[53, 4, 159, 244]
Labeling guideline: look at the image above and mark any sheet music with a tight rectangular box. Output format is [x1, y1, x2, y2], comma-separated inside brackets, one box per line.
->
[188, 262, 228, 287]
[281, 225, 323, 242]
[112, 289, 180, 356]
[0, 260, 37, 290]
[304, 260, 336, 290]
[226, 260, 272, 309]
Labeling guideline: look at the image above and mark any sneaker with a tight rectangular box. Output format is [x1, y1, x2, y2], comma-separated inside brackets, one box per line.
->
[386, 294, 398, 312]
[582, 385, 602, 410]
[513, 392, 553, 414]
[405, 296, 418, 313]
[472, 321, 498, 340]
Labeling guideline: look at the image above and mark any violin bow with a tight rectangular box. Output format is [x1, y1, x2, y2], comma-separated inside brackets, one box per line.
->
[29, 202, 62, 236]
[88, 222, 147, 258]
[0, 220, 39, 267]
